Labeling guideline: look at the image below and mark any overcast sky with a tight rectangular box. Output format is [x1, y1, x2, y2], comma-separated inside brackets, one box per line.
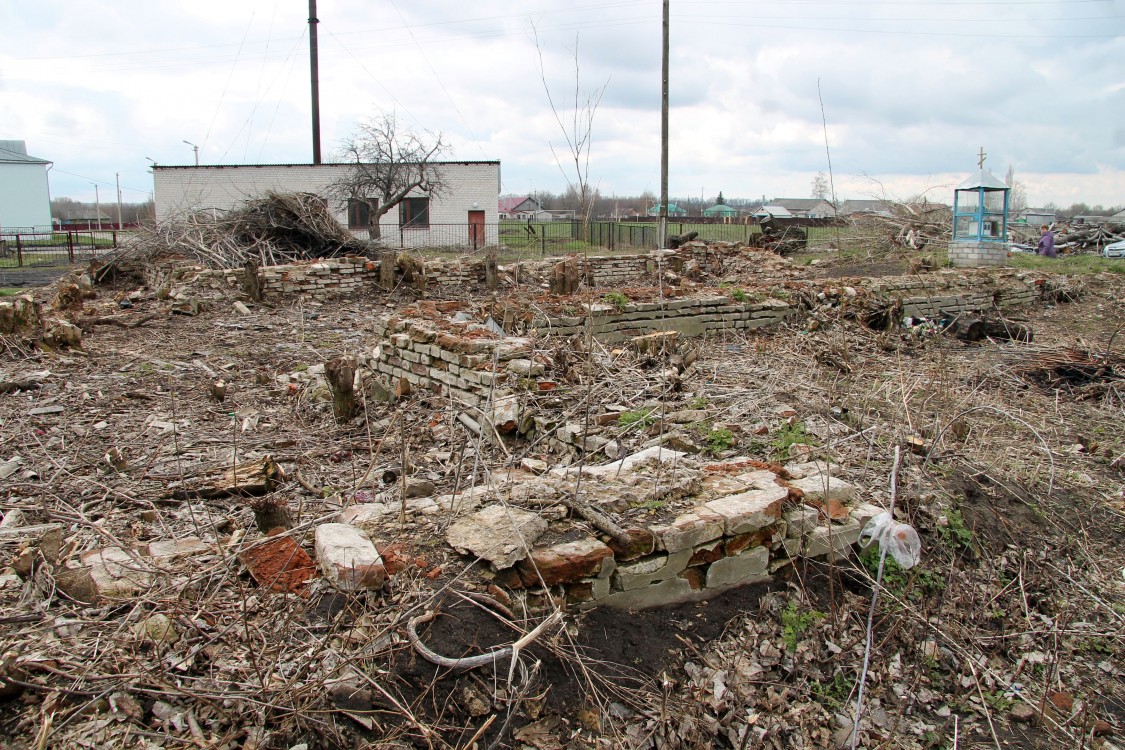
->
[2, 0, 1123, 209]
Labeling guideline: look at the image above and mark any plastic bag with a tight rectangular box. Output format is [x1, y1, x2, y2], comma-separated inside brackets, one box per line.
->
[859, 512, 922, 569]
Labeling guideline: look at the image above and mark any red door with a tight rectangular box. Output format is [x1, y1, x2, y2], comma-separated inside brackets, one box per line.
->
[468, 210, 485, 251]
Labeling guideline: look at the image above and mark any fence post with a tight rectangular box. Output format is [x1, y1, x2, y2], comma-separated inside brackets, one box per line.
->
[67, 231, 74, 262]
[541, 232, 546, 257]
[112, 230, 117, 248]
[16, 235, 23, 266]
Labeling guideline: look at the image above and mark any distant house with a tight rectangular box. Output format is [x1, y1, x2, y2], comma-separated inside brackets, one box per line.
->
[703, 201, 738, 219]
[751, 204, 794, 219]
[1108, 209, 1125, 225]
[1071, 214, 1111, 226]
[0, 140, 53, 232]
[838, 199, 894, 218]
[646, 203, 688, 217]
[499, 196, 544, 220]
[766, 198, 836, 219]
[1015, 207, 1057, 226]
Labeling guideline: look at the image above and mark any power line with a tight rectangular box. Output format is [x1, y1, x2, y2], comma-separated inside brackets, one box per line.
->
[48, 167, 150, 195]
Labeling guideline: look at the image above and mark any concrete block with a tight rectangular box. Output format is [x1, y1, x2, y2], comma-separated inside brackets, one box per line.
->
[314, 523, 386, 591]
[653, 508, 725, 552]
[614, 549, 692, 591]
[705, 545, 770, 588]
[784, 506, 820, 538]
[599, 575, 695, 610]
[790, 475, 856, 503]
[704, 485, 786, 535]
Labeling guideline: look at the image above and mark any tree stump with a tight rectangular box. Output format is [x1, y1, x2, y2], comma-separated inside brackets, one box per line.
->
[379, 249, 396, 289]
[250, 496, 293, 533]
[242, 258, 263, 302]
[396, 253, 426, 291]
[484, 247, 499, 289]
[549, 256, 580, 295]
[325, 356, 358, 423]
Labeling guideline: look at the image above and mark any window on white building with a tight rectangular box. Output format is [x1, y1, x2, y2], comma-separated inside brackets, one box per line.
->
[399, 197, 430, 228]
[347, 198, 376, 228]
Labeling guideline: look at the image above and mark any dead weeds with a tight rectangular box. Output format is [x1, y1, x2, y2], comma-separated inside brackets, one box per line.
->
[1, 264, 1124, 749]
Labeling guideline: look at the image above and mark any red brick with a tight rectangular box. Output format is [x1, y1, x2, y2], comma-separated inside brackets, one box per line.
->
[518, 537, 614, 586]
[688, 542, 724, 567]
[239, 536, 316, 595]
[606, 528, 657, 561]
[680, 567, 706, 590]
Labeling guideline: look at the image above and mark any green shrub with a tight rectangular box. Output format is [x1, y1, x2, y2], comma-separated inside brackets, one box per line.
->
[706, 428, 735, 454]
[781, 599, 824, 651]
[604, 290, 630, 311]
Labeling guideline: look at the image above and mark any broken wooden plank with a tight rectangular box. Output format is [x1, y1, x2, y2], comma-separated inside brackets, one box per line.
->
[169, 455, 286, 500]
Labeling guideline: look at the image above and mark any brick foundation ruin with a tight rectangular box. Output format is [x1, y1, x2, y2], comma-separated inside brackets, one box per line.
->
[130, 242, 1046, 609]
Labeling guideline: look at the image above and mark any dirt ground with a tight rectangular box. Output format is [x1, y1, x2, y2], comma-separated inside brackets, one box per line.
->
[1, 256, 1124, 749]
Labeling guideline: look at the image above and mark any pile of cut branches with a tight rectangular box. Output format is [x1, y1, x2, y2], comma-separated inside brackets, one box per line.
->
[107, 192, 370, 273]
[1011, 342, 1125, 400]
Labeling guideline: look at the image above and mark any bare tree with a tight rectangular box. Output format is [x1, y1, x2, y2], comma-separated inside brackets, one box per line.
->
[811, 172, 829, 200]
[327, 112, 449, 240]
[1004, 165, 1028, 212]
[532, 26, 609, 240]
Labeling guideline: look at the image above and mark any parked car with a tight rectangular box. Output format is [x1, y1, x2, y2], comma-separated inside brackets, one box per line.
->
[1103, 239, 1125, 258]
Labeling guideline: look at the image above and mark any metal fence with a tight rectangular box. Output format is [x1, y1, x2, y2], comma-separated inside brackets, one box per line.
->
[351, 220, 779, 258]
[0, 230, 121, 268]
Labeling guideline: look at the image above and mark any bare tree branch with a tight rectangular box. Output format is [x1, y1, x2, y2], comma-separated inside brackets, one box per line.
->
[326, 112, 449, 240]
[531, 24, 609, 234]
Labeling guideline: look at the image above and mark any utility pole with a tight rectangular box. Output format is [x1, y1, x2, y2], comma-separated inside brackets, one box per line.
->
[309, 0, 322, 164]
[93, 184, 102, 231]
[115, 172, 123, 229]
[659, 0, 669, 249]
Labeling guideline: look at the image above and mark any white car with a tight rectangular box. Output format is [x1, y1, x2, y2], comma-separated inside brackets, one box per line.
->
[1103, 239, 1125, 258]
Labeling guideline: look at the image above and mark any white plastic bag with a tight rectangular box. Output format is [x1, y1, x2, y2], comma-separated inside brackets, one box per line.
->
[859, 512, 922, 569]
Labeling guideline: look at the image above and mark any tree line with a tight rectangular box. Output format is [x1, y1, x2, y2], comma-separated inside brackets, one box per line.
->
[50, 197, 154, 225]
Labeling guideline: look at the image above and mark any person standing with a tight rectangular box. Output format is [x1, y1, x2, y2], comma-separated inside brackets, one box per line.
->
[1037, 224, 1057, 257]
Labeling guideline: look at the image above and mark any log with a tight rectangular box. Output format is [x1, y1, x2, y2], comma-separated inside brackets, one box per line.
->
[78, 313, 157, 331]
[169, 456, 285, 500]
[0, 380, 41, 394]
[984, 319, 1033, 343]
[953, 317, 987, 342]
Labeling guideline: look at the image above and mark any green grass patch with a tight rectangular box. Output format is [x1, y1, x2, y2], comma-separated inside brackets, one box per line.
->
[618, 408, 656, 428]
[771, 420, 814, 457]
[1009, 253, 1125, 275]
[0, 288, 23, 297]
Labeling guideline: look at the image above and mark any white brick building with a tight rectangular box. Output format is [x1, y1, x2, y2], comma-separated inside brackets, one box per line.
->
[152, 161, 500, 249]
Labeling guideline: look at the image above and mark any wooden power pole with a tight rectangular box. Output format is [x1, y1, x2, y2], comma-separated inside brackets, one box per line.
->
[659, 0, 669, 249]
[309, 0, 322, 164]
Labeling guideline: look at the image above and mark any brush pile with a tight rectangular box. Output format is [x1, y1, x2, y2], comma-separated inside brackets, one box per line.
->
[856, 201, 952, 251]
[1054, 220, 1125, 254]
[1012, 343, 1125, 401]
[107, 192, 370, 272]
